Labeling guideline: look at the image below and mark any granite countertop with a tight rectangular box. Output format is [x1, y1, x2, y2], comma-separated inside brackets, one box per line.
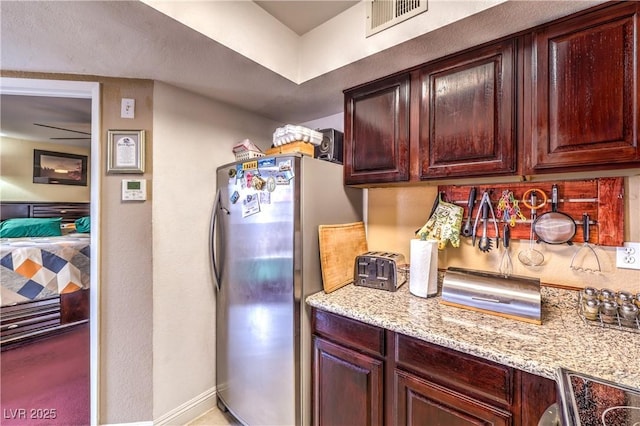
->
[306, 279, 640, 391]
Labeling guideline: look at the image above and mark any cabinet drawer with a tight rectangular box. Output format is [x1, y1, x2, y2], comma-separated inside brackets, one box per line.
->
[1, 316, 60, 338]
[1, 296, 62, 343]
[395, 333, 513, 406]
[312, 309, 385, 357]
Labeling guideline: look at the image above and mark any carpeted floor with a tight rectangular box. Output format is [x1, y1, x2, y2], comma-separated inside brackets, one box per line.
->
[0, 323, 90, 426]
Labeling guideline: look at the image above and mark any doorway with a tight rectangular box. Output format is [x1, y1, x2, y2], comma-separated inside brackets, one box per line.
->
[0, 77, 100, 425]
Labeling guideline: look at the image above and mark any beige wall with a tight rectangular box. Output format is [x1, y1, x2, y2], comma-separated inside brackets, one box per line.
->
[0, 137, 90, 201]
[99, 78, 154, 424]
[0, 72, 284, 424]
[0, 71, 154, 424]
[367, 176, 640, 294]
[4, 72, 637, 425]
[152, 82, 282, 420]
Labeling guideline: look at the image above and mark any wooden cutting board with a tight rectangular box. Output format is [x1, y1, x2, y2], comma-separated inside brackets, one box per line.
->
[318, 221, 368, 293]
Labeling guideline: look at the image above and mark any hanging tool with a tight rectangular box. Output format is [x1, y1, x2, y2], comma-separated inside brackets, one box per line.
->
[472, 191, 499, 252]
[499, 224, 513, 277]
[570, 213, 602, 273]
[532, 184, 576, 245]
[496, 190, 526, 226]
[518, 189, 547, 266]
[461, 187, 477, 237]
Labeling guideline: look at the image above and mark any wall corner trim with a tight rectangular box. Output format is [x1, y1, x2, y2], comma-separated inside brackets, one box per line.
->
[153, 387, 218, 426]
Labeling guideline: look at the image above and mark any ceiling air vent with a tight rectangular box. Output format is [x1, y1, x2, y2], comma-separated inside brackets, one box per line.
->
[366, 0, 428, 37]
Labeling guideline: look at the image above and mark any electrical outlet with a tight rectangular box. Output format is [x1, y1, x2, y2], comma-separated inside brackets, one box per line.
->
[616, 242, 640, 270]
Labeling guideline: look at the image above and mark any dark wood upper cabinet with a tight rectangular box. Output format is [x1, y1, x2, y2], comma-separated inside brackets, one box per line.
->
[344, 74, 411, 185]
[343, 2, 639, 186]
[419, 39, 517, 179]
[526, 1, 640, 173]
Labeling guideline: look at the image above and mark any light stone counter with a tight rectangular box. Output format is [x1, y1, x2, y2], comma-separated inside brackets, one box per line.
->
[306, 281, 640, 391]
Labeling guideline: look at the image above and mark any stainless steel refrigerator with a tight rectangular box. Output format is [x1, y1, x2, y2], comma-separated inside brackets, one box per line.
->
[210, 154, 362, 426]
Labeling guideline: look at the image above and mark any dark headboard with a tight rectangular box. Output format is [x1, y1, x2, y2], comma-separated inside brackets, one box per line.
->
[0, 202, 90, 224]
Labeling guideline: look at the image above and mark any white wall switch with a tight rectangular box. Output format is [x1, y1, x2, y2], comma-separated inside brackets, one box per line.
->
[121, 98, 135, 119]
[616, 242, 640, 270]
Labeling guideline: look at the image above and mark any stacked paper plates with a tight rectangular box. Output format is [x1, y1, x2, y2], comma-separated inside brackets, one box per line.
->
[272, 125, 322, 147]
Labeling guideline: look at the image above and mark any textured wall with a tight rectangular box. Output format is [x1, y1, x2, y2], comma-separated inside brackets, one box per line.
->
[367, 176, 640, 293]
[98, 78, 154, 424]
[152, 81, 281, 420]
[0, 72, 154, 424]
[0, 136, 90, 202]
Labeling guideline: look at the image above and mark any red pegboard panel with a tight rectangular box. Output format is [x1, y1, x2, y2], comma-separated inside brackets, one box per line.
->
[439, 177, 624, 246]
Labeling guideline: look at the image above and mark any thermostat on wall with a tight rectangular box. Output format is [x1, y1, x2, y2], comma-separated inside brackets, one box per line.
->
[122, 179, 147, 201]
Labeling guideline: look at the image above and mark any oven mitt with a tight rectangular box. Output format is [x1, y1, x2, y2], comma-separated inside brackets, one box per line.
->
[416, 199, 463, 250]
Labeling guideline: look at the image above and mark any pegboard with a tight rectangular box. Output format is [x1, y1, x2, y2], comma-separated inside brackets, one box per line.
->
[439, 178, 624, 246]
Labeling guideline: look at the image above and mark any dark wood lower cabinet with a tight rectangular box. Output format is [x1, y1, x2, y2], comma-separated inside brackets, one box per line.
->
[518, 370, 558, 426]
[313, 337, 384, 426]
[312, 308, 556, 426]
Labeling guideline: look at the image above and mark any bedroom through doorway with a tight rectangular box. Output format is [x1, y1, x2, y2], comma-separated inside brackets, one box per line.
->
[0, 77, 100, 425]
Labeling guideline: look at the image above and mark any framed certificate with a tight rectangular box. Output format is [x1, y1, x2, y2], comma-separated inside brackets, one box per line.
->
[107, 130, 145, 174]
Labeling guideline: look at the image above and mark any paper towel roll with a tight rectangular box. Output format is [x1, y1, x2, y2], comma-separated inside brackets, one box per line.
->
[410, 239, 438, 298]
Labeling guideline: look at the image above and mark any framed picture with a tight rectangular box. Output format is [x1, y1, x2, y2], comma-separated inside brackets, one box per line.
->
[33, 149, 88, 186]
[107, 130, 145, 174]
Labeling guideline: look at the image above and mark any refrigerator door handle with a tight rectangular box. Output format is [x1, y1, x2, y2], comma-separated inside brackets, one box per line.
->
[209, 188, 227, 292]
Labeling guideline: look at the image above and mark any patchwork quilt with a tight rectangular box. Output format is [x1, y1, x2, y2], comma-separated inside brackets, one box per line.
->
[0, 234, 90, 306]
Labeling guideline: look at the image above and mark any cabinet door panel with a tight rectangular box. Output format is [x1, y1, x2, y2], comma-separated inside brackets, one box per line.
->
[529, 2, 640, 171]
[420, 40, 516, 179]
[395, 370, 511, 426]
[313, 337, 384, 426]
[431, 61, 496, 161]
[517, 371, 557, 426]
[344, 74, 410, 184]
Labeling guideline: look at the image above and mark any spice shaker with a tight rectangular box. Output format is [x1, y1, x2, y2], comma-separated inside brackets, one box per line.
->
[617, 291, 634, 305]
[582, 287, 599, 301]
[599, 288, 616, 301]
[619, 302, 639, 328]
[600, 300, 619, 324]
[582, 298, 601, 321]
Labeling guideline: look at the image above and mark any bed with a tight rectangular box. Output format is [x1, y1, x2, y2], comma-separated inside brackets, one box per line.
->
[0, 202, 90, 349]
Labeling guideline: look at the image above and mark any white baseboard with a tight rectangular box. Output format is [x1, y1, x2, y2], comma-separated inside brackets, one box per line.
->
[154, 387, 218, 426]
[101, 422, 153, 426]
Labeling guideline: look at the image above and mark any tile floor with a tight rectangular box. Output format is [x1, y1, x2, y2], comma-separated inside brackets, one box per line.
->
[186, 407, 242, 426]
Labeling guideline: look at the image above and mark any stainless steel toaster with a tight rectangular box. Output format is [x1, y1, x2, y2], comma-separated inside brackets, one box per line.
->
[354, 251, 407, 291]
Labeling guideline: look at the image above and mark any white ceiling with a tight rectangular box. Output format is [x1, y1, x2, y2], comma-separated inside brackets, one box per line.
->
[0, 0, 604, 143]
[0, 95, 92, 145]
[254, 1, 358, 35]
[1, 1, 359, 143]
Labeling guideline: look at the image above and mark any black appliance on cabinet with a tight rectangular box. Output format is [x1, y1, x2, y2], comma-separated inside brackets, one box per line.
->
[314, 128, 343, 164]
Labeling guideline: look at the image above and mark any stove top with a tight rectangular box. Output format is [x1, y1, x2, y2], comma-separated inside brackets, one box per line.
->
[558, 369, 640, 426]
